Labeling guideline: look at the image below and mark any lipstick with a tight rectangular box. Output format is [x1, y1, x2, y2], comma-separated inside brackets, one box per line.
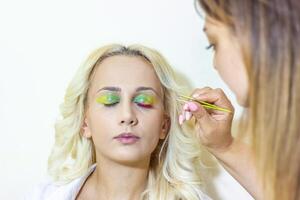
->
[113, 133, 140, 144]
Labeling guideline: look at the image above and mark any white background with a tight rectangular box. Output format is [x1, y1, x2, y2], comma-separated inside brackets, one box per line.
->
[0, 0, 253, 199]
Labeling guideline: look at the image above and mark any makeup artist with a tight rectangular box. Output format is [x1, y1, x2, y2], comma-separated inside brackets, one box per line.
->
[179, 1, 300, 199]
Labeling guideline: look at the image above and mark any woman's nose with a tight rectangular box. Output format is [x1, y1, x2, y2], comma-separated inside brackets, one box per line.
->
[119, 103, 138, 126]
[120, 118, 137, 126]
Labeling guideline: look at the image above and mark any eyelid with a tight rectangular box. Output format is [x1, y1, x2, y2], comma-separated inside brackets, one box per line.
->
[134, 94, 155, 104]
[135, 93, 153, 98]
[96, 93, 120, 104]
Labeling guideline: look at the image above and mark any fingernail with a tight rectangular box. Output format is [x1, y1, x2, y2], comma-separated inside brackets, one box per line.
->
[185, 111, 192, 120]
[179, 114, 184, 125]
[188, 102, 198, 111]
[183, 103, 189, 111]
[192, 93, 199, 98]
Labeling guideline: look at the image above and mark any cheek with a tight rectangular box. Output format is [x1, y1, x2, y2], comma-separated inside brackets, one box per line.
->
[140, 112, 164, 141]
[215, 49, 249, 105]
[213, 47, 227, 71]
[88, 109, 115, 138]
[214, 51, 235, 82]
[234, 71, 249, 106]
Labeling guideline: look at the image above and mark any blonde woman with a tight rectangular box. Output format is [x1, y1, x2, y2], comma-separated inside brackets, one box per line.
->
[26, 44, 214, 200]
[178, 0, 300, 199]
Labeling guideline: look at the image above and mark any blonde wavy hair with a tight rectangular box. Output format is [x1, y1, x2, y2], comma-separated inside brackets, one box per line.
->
[48, 44, 210, 200]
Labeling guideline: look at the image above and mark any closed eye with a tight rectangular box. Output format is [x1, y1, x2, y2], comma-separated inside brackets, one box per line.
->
[136, 102, 153, 108]
[103, 102, 119, 107]
[133, 94, 155, 109]
[96, 94, 120, 107]
[206, 43, 216, 50]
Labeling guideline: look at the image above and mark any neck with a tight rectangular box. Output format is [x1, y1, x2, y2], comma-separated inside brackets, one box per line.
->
[88, 155, 150, 200]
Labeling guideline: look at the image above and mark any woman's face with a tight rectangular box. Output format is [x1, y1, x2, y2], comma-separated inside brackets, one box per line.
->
[83, 55, 168, 166]
[204, 16, 249, 106]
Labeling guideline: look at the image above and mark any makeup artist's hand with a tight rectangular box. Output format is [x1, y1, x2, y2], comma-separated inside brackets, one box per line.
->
[179, 87, 235, 153]
[179, 87, 262, 199]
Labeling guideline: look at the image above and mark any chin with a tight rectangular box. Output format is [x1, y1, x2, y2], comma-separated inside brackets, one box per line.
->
[111, 151, 150, 165]
[237, 96, 249, 107]
[113, 157, 150, 167]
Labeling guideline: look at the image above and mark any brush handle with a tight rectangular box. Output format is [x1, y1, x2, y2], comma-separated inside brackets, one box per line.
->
[178, 94, 232, 113]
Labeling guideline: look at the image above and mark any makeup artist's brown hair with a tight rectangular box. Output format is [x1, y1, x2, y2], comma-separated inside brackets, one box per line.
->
[197, 0, 300, 199]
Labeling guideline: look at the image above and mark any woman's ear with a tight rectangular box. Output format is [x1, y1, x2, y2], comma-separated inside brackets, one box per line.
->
[82, 117, 92, 138]
[160, 115, 170, 139]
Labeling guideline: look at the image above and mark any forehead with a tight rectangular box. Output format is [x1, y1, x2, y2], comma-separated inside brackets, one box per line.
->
[90, 55, 163, 93]
[204, 16, 232, 35]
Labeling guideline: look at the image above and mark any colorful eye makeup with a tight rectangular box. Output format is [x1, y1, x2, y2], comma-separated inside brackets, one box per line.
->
[96, 93, 120, 106]
[96, 92, 156, 108]
[133, 94, 155, 108]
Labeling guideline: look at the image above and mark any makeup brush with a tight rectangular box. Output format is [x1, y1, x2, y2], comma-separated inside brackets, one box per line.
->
[177, 94, 232, 113]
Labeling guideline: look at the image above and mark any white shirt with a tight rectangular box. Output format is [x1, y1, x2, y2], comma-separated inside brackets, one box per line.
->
[24, 164, 96, 200]
[24, 164, 212, 200]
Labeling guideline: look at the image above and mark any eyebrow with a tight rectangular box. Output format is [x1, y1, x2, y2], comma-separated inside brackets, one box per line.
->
[96, 86, 160, 96]
[97, 87, 121, 93]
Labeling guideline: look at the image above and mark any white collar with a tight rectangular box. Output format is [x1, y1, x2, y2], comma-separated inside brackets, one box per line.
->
[46, 164, 96, 200]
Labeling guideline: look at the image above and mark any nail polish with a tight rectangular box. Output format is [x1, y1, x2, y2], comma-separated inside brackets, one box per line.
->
[179, 114, 184, 125]
[188, 102, 198, 112]
[185, 112, 192, 120]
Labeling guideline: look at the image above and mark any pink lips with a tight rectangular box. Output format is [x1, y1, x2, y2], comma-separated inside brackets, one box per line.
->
[114, 133, 140, 144]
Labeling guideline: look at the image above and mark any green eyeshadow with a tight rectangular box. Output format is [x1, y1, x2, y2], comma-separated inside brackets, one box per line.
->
[133, 94, 155, 108]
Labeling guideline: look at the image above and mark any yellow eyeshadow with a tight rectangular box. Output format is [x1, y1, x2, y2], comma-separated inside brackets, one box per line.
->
[96, 94, 120, 105]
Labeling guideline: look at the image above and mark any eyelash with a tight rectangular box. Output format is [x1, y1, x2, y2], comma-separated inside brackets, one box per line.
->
[206, 43, 216, 51]
[103, 102, 119, 107]
[135, 103, 153, 109]
[102, 99, 153, 108]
